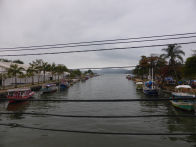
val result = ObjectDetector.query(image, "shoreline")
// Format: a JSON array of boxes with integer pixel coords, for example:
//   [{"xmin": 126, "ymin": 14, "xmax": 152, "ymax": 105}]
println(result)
[{"xmin": 0, "ymin": 77, "xmax": 91, "ymax": 98}]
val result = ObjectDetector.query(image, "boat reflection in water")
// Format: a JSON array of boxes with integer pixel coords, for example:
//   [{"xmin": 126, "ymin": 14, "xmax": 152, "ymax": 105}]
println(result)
[{"xmin": 6, "ymin": 101, "xmax": 30, "ymax": 119}]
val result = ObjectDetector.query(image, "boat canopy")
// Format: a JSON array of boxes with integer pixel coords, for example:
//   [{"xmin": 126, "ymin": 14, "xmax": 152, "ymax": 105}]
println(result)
[
  {"xmin": 7, "ymin": 88, "xmax": 30, "ymax": 92},
  {"xmin": 136, "ymin": 82, "xmax": 143, "ymax": 85},
  {"xmin": 44, "ymin": 83, "xmax": 56, "ymax": 86},
  {"xmin": 175, "ymin": 85, "xmax": 192, "ymax": 89}
]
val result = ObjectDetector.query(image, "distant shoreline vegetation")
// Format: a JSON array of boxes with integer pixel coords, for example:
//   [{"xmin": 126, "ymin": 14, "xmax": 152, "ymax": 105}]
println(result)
[{"xmin": 132, "ymin": 44, "xmax": 196, "ymax": 83}]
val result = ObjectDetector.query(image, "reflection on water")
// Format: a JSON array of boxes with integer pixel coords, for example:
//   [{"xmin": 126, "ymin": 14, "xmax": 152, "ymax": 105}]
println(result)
[
  {"xmin": 0, "ymin": 74, "xmax": 196, "ymax": 147},
  {"xmin": 7, "ymin": 101, "xmax": 30, "ymax": 112},
  {"xmin": 6, "ymin": 101, "xmax": 30, "ymax": 119}
]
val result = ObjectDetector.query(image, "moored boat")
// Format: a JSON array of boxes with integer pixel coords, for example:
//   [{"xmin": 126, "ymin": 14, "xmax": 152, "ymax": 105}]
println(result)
[
  {"xmin": 170, "ymin": 85, "xmax": 196, "ymax": 111},
  {"xmin": 41, "ymin": 84, "xmax": 57, "ymax": 94},
  {"xmin": 143, "ymin": 81, "xmax": 159, "ymax": 95},
  {"xmin": 136, "ymin": 82, "xmax": 143, "ymax": 90},
  {"xmin": 60, "ymin": 80, "xmax": 70, "ymax": 90},
  {"xmin": 7, "ymin": 88, "xmax": 35, "ymax": 103},
  {"xmin": 126, "ymin": 75, "xmax": 132, "ymax": 80}
]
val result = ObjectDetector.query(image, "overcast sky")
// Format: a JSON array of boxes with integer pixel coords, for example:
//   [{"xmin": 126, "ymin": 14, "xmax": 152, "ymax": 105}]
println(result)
[{"xmin": 0, "ymin": 0, "xmax": 196, "ymax": 69}]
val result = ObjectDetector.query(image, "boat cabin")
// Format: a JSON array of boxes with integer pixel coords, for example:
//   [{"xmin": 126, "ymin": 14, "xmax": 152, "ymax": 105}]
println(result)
[
  {"xmin": 7, "ymin": 88, "xmax": 32, "ymax": 98},
  {"xmin": 175, "ymin": 85, "xmax": 194, "ymax": 93},
  {"xmin": 172, "ymin": 85, "xmax": 195, "ymax": 98},
  {"xmin": 43, "ymin": 84, "xmax": 56, "ymax": 89}
]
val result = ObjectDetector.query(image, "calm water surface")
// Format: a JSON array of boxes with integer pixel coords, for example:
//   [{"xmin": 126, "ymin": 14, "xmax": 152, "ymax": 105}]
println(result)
[{"xmin": 0, "ymin": 74, "xmax": 196, "ymax": 147}]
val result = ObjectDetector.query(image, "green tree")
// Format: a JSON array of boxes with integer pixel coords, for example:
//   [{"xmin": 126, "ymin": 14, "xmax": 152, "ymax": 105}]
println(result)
[
  {"xmin": 55, "ymin": 64, "xmax": 68, "ymax": 81},
  {"xmin": 49, "ymin": 63, "xmax": 56, "ymax": 80},
  {"xmin": 69, "ymin": 69, "xmax": 81, "ymax": 78},
  {"xmin": 32, "ymin": 59, "xmax": 42, "ymax": 83},
  {"xmin": 184, "ymin": 56, "xmax": 196, "ymax": 79},
  {"xmin": 0, "ymin": 72, "xmax": 8, "ymax": 89},
  {"xmin": 41, "ymin": 61, "xmax": 50, "ymax": 82},
  {"xmin": 161, "ymin": 44, "xmax": 185, "ymax": 65},
  {"xmin": 13, "ymin": 59, "xmax": 24, "ymax": 64},
  {"xmin": 8, "ymin": 64, "xmax": 24, "ymax": 87},
  {"xmin": 27, "ymin": 64, "xmax": 37, "ymax": 85},
  {"xmin": 160, "ymin": 44, "xmax": 185, "ymax": 80}
]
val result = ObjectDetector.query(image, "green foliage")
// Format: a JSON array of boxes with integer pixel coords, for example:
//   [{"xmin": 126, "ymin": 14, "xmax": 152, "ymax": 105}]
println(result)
[
  {"xmin": 160, "ymin": 44, "xmax": 185, "ymax": 65},
  {"xmin": 55, "ymin": 64, "xmax": 68, "ymax": 80},
  {"xmin": 13, "ymin": 59, "xmax": 24, "ymax": 64},
  {"xmin": 84, "ymin": 69, "xmax": 94, "ymax": 75},
  {"xmin": 0, "ymin": 58, "xmax": 24, "ymax": 64},
  {"xmin": 133, "ymin": 55, "xmax": 167, "ymax": 79},
  {"xmin": 0, "ymin": 58, "xmax": 12, "ymax": 62},
  {"xmin": 69, "ymin": 69, "xmax": 81, "ymax": 78},
  {"xmin": 184, "ymin": 56, "xmax": 196, "ymax": 79},
  {"xmin": 8, "ymin": 64, "xmax": 25, "ymax": 87}
]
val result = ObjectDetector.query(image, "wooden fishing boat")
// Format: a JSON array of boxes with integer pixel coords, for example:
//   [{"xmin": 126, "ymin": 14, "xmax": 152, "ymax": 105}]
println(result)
[
  {"xmin": 170, "ymin": 85, "xmax": 196, "ymax": 111},
  {"xmin": 136, "ymin": 82, "xmax": 143, "ymax": 90},
  {"xmin": 41, "ymin": 84, "xmax": 57, "ymax": 94},
  {"xmin": 7, "ymin": 88, "xmax": 35, "ymax": 103}
]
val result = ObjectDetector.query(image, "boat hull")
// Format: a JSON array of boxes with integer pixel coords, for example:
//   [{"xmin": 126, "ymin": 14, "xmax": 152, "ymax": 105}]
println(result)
[
  {"xmin": 143, "ymin": 89, "xmax": 158, "ymax": 95},
  {"xmin": 42, "ymin": 87, "xmax": 57, "ymax": 94},
  {"xmin": 7, "ymin": 92, "xmax": 35, "ymax": 103},
  {"xmin": 170, "ymin": 100, "xmax": 194, "ymax": 111},
  {"xmin": 60, "ymin": 84, "xmax": 69, "ymax": 90}
]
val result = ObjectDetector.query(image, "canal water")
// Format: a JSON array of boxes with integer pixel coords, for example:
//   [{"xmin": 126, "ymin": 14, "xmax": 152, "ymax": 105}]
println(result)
[{"xmin": 0, "ymin": 74, "xmax": 196, "ymax": 147}]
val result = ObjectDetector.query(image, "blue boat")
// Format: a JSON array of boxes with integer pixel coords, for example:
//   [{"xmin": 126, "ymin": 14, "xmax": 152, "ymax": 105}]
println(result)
[
  {"xmin": 143, "ymin": 66, "xmax": 159, "ymax": 96},
  {"xmin": 41, "ymin": 84, "xmax": 57, "ymax": 94},
  {"xmin": 60, "ymin": 82, "xmax": 69, "ymax": 90},
  {"xmin": 143, "ymin": 81, "xmax": 159, "ymax": 96}
]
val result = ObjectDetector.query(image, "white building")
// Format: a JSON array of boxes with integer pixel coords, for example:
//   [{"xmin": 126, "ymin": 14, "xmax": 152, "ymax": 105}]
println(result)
[
  {"xmin": 0, "ymin": 61, "xmax": 70, "ymax": 86},
  {"xmin": 0, "ymin": 61, "xmax": 29, "ymax": 73}
]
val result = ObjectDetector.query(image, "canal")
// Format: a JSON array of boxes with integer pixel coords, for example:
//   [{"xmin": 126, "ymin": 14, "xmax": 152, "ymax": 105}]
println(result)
[{"xmin": 0, "ymin": 74, "xmax": 196, "ymax": 147}]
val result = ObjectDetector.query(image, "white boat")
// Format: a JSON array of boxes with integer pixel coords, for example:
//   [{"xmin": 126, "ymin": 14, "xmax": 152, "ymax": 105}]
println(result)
[
  {"xmin": 170, "ymin": 85, "xmax": 196, "ymax": 111},
  {"xmin": 136, "ymin": 82, "xmax": 143, "ymax": 90}
]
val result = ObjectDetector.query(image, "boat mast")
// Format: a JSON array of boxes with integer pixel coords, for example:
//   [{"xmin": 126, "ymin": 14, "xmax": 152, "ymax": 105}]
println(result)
[{"xmin": 152, "ymin": 67, "xmax": 154, "ymax": 89}]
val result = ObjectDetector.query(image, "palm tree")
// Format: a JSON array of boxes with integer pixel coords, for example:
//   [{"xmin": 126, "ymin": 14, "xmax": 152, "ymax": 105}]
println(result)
[
  {"xmin": 41, "ymin": 61, "xmax": 50, "ymax": 82},
  {"xmin": 27, "ymin": 64, "xmax": 37, "ymax": 85},
  {"xmin": 32, "ymin": 59, "xmax": 42, "ymax": 83},
  {"xmin": 49, "ymin": 63, "xmax": 56, "ymax": 81},
  {"xmin": 0, "ymin": 72, "xmax": 8, "ymax": 89},
  {"xmin": 160, "ymin": 44, "xmax": 185, "ymax": 79},
  {"xmin": 161, "ymin": 44, "xmax": 185, "ymax": 66},
  {"xmin": 8, "ymin": 64, "xmax": 24, "ymax": 87},
  {"xmin": 55, "ymin": 64, "xmax": 68, "ymax": 81}
]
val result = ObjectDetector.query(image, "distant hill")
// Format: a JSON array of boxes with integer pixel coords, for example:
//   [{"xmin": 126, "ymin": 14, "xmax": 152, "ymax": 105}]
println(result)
[{"xmin": 93, "ymin": 69, "xmax": 133, "ymax": 74}]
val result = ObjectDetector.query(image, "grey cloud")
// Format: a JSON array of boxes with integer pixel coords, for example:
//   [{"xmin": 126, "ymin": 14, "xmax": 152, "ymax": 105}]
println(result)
[{"xmin": 0, "ymin": 0, "xmax": 196, "ymax": 68}]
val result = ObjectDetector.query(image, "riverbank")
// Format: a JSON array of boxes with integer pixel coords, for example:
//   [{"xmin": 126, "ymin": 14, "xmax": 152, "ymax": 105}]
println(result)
[
  {"xmin": 132, "ymin": 77, "xmax": 196, "ymax": 94},
  {"xmin": 0, "ymin": 76, "xmax": 95, "ymax": 98}
]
